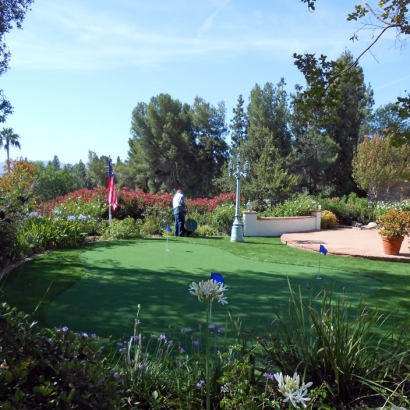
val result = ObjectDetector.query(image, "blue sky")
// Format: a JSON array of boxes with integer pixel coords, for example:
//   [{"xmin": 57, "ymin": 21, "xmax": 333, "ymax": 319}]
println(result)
[{"xmin": 2, "ymin": 0, "xmax": 409, "ymax": 165}]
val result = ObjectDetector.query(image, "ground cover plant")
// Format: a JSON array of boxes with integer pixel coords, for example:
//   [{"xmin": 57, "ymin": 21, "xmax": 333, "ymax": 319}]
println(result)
[
  {"xmin": 2, "ymin": 238, "xmax": 410, "ymax": 408},
  {"xmin": 2, "ymin": 238, "xmax": 409, "ymax": 409}
]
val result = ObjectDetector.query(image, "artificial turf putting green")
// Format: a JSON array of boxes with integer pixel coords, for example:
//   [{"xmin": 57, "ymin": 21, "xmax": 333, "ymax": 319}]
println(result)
[{"xmin": 45, "ymin": 239, "xmax": 382, "ymax": 340}]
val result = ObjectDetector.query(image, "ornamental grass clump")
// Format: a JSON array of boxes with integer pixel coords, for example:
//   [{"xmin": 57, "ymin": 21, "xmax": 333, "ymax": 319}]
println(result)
[
  {"xmin": 376, "ymin": 209, "xmax": 410, "ymax": 238},
  {"xmin": 258, "ymin": 279, "xmax": 410, "ymax": 408}
]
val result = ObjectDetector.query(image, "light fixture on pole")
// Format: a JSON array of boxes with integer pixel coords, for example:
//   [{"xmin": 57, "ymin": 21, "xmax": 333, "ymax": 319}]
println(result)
[{"xmin": 228, "ymin": 153, "xmax": 249, "ymax": 242}]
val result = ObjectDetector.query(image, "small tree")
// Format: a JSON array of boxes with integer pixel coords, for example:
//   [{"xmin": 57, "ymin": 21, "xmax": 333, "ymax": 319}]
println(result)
[{"xmin": 352, "ymin": 135, "xmax": 410, "ymax": 200}]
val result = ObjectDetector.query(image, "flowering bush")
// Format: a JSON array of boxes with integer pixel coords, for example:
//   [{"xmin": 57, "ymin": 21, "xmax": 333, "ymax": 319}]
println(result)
[
  {"xmin": 0, "ymin": 303, "xmax": 120, "ymax": 409},
  {"xmin": 17, "ymin": 212, "xmax": 89, "ymax": 254},
  {"xmin": 376, "ymin": 209, "xmax": 410, "ymax": 238},
  {"xmin": 321, "ymin": 210, "xmax": 338, "ymax": 229}
]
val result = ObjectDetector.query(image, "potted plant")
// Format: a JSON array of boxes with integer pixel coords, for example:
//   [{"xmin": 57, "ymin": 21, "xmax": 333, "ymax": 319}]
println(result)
[{"xmin": 376, "ymin": 209, "xmax": 410, "ymax": 255}]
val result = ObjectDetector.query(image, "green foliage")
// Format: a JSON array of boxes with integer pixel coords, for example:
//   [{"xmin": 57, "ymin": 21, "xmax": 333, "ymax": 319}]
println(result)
[
  {"xmin": 0, "ymin": 128, "xmax": 21, "ymax": 162},
  {"xmin": 0, "ymin": 303, "xmax": 120, "ymax": 409},
  {"xmin": 321, "ymin": 210, "xmax": 338, "ymax": 229},
  {"xmin": 17, "ymin": 213, "xmax": 88, "ymax": 254},
  {"xmin": 100, "ymin": 217, "xmax": 142, "ymax": 241},
  {"xmin": 141, "ymin": 216, "xmax": 161, "ymax": 236},
  {"xmin": 376, "ymin": 209, "xmax": 410, "ymax": 238},
  {"xmin": 256, "ymin": 280, "xmax": 410, "ymax": 407},
  {"xmin": 87, "ymin": 150, "xmax": 109, "ymax": 188},
  {"xmin": 206, "ymin": 205, "xmax": 235, "ymax": 235},
  {"xmin": 352, "ymin": 135, "xmax": 410, "ymax": 200},
  {"xmin": 128, "ymin": 93, "xmax": 229, "ymax": 197},
  {"xmin": 0, "ymin": 219, "xmax": 20, "ymax": 267},
  {"xmin": 229, "ymin": 94, "xmax": 248, "ymax": 151},
  {"xmin": 194, "ymin": 225, "xmax": 216, "ymax": 236},
  {"xmin": 261, "ymin": 194, "xmax": 316, "ymax": 217}
]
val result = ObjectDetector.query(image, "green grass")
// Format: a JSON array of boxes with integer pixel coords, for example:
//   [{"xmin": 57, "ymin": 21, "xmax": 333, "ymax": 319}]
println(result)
[{"xmin": 1, "ymin": 237, "xmax": 409, "ymax": 341}]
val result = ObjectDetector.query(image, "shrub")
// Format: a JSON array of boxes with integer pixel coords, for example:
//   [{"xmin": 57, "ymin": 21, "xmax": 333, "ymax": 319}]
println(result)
[
  {"xmin": 140, "ymin": 216, "xmax": 160, "ymax": 236},
  {"xmin": 321, "ymin": 210, "xmax": 338, "ymax": 229},
  {"xmin": 100, "ymin": 217, "xmax": 143, "ymax": 241},
  {"xmin": 0, "ymin": 303, "xmax": 120, "ymax": 409},
  {"xmin": 17, "ymin": 213, "xmax": 88, "ymax": 253},
  {"xmin": 207, "ymin": 205, "xmax": 235, "ymax": 235},
  {"xmin": 376, "ymin": 209, "xmax": 410, "ymax": 238},
  {"xmin": 194, "ymin": 225, "xmax": 216, "ymax": 236},
  {"xmin": 246, "ymin": 281, "xmax": 410, "ymax": 408}
]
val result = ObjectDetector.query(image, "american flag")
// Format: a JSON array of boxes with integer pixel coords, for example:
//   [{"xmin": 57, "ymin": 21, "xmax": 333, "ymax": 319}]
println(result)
[{"xmin": 108, "ymin": 157, "xmax": 119, "ymax": 211}]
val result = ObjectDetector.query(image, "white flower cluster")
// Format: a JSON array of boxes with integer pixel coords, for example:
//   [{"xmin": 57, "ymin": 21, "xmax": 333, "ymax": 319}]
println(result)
[
  {"xmin": 189, "ymin": 279, "xmax": 228, "ymax": 305},
  {"xmin": 274, "ymin": 372, "xmax": 312, "ymax": 408}
]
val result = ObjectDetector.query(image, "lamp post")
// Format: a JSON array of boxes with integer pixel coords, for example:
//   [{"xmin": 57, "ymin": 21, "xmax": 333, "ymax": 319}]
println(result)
[{"xmin": 228, "ymin": 153, "xmax": 250, "ymax": 242}]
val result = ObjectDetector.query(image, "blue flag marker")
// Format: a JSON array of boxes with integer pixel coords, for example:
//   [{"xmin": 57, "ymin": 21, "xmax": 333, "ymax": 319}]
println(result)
[
  {"xmin": 166, "ymin": 225, "xmax": 172, "ymax": 232},
  {"xmin": 319, "ymin": 244, "xmax": 328, "ymax": 255},
  {"xmin": 211, "ymin": 272, "xmax": 225, "ymax": 285}
]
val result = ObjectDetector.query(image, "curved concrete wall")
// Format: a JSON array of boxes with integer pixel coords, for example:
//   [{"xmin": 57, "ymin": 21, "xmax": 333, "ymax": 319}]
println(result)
[{"xmin": 243, "ymin": 211, "xmax": 322, "ymax": 237}]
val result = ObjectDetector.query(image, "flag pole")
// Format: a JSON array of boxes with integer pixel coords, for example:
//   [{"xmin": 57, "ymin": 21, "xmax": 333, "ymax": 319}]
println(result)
[
  {"xmin": 166, "ymin": 228, "xmax": 169, "ymax": 252},
  {"xmin": 109, "ymin": 205, "xmax": 112, "ymax": 225},
  {"xmin": 317, "ymin": 248, "xmax": 322, "ymax": 280}
]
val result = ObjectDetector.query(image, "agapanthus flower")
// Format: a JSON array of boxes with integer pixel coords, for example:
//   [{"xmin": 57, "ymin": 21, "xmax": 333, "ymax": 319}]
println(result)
[
  {"xmin": 273, "ymin": 372, "xmax": 312, "ymax": 408},
  {"xmin": 28, "ymin": 211, "xmax": 39, "ymax": 217},
  {"xmin": 188, "ymin": 279, "xmax": 228, "ymax": 304},
  {"xmin": 67, "ymin": 215, "xmax": 76, "ymax": 221},
  {"xmin": 78, "ymin": 214, "xmax": 87, "ymax": 221}
]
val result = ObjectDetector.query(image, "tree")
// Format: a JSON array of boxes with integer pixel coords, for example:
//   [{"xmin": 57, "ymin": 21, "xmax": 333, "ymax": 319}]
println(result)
[
  {"xmin": 71, "ymin": 159, "xmax": 92, "ymax": 190},
  {"xmin": 297, "ymin": 0, "xmax": 410, "ymax": 141},
  {"xmin": 190, "ymin": 97, "xmax": 229, "ymax": 197},
  {"xmin": 51, "ymin": 155, "xmax": 61, "ymax": 171},
  {"xmin": 229, "ymin": 94, "xmax": 248, "ymax": 151},
  {"xmin": 0, "ymin": 127, "xmax": 21, "ymax": 170},
  {"xmin": 128, "ymin": 93, "xmax": 229, "ymax": 197},
  {"xmin": 87, "ymin": 151, "xmax": 109, "ymax": 187},
  {"xmin": 0, "ymin": 0, "xmax": 34, "ymax": 123},
  {"xmin": 33, "ymin": 162, "xmax": 77, "ymax": 202},
  {"xmin": 362, "ymin": 103, "xmax": 410, "ymax": 143},
  {"xmin": 324, "ymin": 52, "xmax": 374, "ymax": 195},
  {"xmin": 291, "ymin": 51, "xmax": 373, "ymax": 196},
  {"xmin": 246, "ymin": 79, "xmax": 292, "ymax": 160},
  {"xmin": 242, "ymin": 133, "xmax": 299, "ymax": 208},
  {"xmin": 0, "ymin": 159, "xmax": 37, "ymax": 210},
  {"xmin": 352, "ymin": 134, "xmax": 410, "ymax": 200}
]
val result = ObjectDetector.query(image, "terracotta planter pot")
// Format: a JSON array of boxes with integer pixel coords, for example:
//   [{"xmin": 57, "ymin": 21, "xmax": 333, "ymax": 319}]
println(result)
[{"xmin": 381, "ymin": 235, "xmax": 404, "ymax": 255}]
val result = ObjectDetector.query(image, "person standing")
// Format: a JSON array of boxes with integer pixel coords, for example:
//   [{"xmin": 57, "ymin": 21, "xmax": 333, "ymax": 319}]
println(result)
[{"xmin": 173, "ymin": 189, "xmax": 187, "ymax": 236}]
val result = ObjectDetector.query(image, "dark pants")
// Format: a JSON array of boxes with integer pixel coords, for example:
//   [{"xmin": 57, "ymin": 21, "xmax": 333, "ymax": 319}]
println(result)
[{"xmin": 174, "ymin": 212, "xmax": 186, "ymax": 236}]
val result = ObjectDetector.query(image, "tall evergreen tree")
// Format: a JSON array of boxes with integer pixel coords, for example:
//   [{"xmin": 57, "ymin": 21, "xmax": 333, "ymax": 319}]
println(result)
[
  {"xmin": 246, "ymin": 79, "xmax": 292, "ymax": 160},
  {"xmin": 190, "ymin": 97, "xmax": 229, "ymax": 197},
  {"xmin": 229, "ymin": 94, "xmax": 248, "ymax": 151},
  {"xmin": 325, "ymin": 51, "xmax": 374, "ymax": 195},
  {"xmin": 291, "ymin": 51, "xmax": 373, "ymax": 196},
  {"xmin": 128, "ymin": 94, "xmax": 229, "ymax": 197}
]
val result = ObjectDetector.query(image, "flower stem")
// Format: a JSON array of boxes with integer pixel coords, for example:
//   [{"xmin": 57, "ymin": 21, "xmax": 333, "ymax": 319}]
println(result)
[{"xmin": 206, "ymin": 299, "xmax": 210, "ymax": 410}]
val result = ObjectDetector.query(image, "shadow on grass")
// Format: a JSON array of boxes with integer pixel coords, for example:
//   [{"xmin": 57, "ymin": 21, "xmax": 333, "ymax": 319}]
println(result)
[{"xmin": 2, "ymin": 238, "xmax": 410, "ymax": 342}]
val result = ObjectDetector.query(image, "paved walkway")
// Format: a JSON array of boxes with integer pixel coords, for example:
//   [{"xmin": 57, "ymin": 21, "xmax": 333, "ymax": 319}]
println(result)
[{"xmin": 281, "ymin": 227, "xmax": 410, "ymax": 261}]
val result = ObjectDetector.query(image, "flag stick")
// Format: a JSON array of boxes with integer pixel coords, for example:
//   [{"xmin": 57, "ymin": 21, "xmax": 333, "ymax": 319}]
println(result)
[
  {"xmin": 317, "ymin": 250, "xmax": 322, "ymax": 280},
  {"xmin": 108, "ymin": 206, "xmax": 112, "ymax": 225},
  {"xmin": 166, "ymin": 229, "xmax": 169, "ymax": 252}
]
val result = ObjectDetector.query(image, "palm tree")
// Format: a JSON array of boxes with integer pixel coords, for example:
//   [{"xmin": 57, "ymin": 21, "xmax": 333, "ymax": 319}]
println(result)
[{"xmin": 0, "ymin": 128, "xmax": 21, "ymax": 171}]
